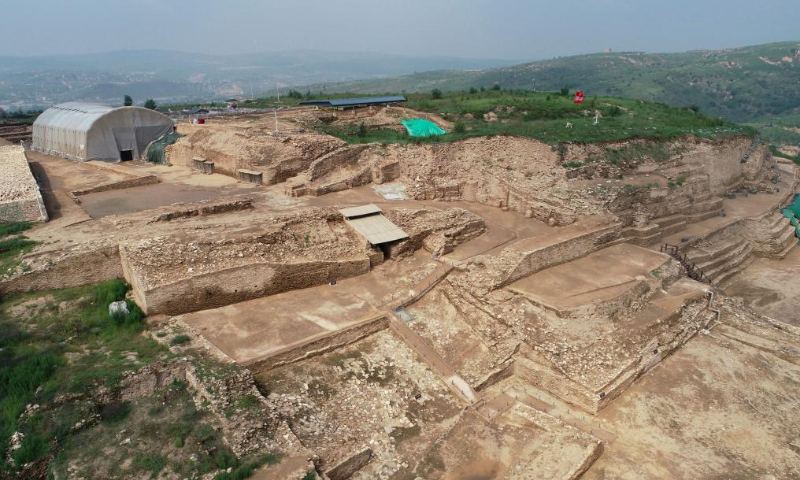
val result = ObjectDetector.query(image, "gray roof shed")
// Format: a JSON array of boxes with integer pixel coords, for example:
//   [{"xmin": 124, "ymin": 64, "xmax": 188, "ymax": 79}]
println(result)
[
  {"xmin": 32, "ymin": 102, "xmax": 174, "ymax": 161},
  {"xmin": 339, "ymin": 204, "xmax": 408, "ymax": 245}
]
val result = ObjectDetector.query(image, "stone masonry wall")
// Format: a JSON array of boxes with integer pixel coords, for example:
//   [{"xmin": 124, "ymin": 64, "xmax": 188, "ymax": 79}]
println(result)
[
  {"xmin": 0, "ymin": 145, "xmax": 48, "ymax": 223},
  {"xmin": 0, "ymin": 244, "xmax": 122, "ymax": 295},
  {"xmin": 121, "ymin": 249, "xmax": 372, "ymax": 315}
]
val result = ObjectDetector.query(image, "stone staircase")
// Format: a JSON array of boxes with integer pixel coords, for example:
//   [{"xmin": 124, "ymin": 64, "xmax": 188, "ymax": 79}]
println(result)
[
  {"xmin": 688, "ymin": 239, "xmax": 753, "ymax": 287},
  {"xmin": 761, "ymin": 212, "xmax": 798, "ymax": 259},
  {"xmin": 620, "ymin": 197, "xmax": 724, "ymax": 247},
  {"xmin": 619, "ymin": 159, "xmax": 725, "ymax": 246}
]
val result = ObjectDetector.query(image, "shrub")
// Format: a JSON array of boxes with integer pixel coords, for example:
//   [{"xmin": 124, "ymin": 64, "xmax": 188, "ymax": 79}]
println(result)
[
  {"xmin": 11, "ymin": 433, "xmax": 48, "ymax": 466},
  {"xmin": 559, "ymin": 86, "xmax": 570, "ymax": 96},
  {"xmin": 468, "ymin": 87, "xmax": 477, "ymax": 94},
  {"xmin": 100, "ymin": 401, "xmax": 132, "ymax": 424},
  {"xmin": 357, "ymin": 123, "xmax": 367, "ymax": 137},
  {"xmin": 174, "ymin": 436, "xmax": 184, "ymax": 448},
  {"xmin": 144, "ymin": 99, "xmax": 157, "ymax": 110},
  {"xmin": 124, "ymin": 95, "xmax": 133, "ymax": 107},
  {"xmin": 491, "ymin": 84, "xmax": 501, "ymax": 91},
  {"xmin": 453, "ymin": 121, "xmax": 466, "ymax": 134},
  {"xmin": 562, "ymin": 161, "xmax": 584, "ymax": 168},
  {"xmin": 133, "ymin": 454, "xmax": 167, "ymax": 477},
  {"xmin": 431, "ymin": 89, "xmax": 443, "ymax": 100},
  {"xmin": 170, "ymin": 335, "xmax": 191, "ymax": 346},
  {"xmin": 214, "ymin": 453, "xmax": 281, "ymax": 480}
]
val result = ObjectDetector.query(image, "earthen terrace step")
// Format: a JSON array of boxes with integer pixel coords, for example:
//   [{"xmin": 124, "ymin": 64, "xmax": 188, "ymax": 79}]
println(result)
[
  {"xmin": 716, "ymin": 255, "xmax": 755, "ymax": 288},
  {"xmin": 688, "ymin": 239, "xmax": 742, "ymax": 266},
  {"xmin": 696, "ymin": 240, "xmax": 749, "ymax": 273},
  {"xmin": 705, "ymin": 243, "xmax": 753, "ymax": 282}
]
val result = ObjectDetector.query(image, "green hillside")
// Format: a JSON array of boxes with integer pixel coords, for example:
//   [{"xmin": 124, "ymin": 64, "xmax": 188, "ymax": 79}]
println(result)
[
  {"xmin": 316, "ymin": 89, "xmax": 753, "ymax": 146},
  {"xmin": 322, "ymin": 42, "xmax": 800, "ymax": 144}
]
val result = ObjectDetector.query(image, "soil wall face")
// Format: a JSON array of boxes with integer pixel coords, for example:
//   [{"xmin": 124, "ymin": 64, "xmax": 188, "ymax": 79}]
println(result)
[
  {"xmin": 682, "ymin": 138, "xmax": 750, "ymax": 195},
  {"xmin": 121, "ymin": 252, "xmax": 372, "ymax": 316},
  {"xmin": 168, "ymin": 124, "xmax": 343, "ymax": 185},
  {"xmin": 0, "ymin": 244, "xmax": 123, "ymax": 295},
  {"xmin": 500, "ymin": 223, "xmax": 621, "ymax": 287}
]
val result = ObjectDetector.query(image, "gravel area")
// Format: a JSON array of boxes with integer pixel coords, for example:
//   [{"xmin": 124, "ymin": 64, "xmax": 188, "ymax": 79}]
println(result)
[{"xmin": 0, "ymin": 145, "xmax": 39, "ymax": 204}]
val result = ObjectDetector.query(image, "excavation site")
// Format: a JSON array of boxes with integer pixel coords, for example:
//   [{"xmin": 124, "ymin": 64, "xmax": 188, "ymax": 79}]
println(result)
[{"xmin": 3, "ymin": 92, "xmax": 800, "ymax": 480}]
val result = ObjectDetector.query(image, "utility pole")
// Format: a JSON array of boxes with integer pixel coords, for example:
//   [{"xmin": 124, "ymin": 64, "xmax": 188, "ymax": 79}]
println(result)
[
  {"xmin": 274, "ymin": 108, "xmax": 279, "ymax": 134},
  {"xmin": 276, "ymin": 82, "xmax": 280, "ymax": 103}
]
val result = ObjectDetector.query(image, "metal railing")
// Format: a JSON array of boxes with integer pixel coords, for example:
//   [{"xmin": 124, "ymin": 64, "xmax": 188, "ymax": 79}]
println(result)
[{"xmin": 660, "ymin": 243, "xmax": 712, "ymax": 284}]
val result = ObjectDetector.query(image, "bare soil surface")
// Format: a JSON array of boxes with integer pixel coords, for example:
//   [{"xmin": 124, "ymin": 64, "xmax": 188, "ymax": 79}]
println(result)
[
  {"xmin": 584, "ymin": 328, "xmax": 800, "ymax": 480},
  {"xmin": 726, "ymin": 245, "xmax": 800, "ymax": 325},
  {"xmin": 181, "ymin": 252, "xmax": 437, "ymax": 364},
  {"xmin": 508, "ymin": 243, "xmax": 669, "ymax": 309},
  {"xmin": 79, "ymin": 181, "xmax": 255, "ymax": 218}
]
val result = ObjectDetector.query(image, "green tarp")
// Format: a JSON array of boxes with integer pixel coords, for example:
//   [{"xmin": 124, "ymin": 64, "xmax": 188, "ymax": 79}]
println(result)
[
  {"xmin": 781, "ymin": 194, "xmax": 800, "ymax": 242},
  {"xmin": 145, "ymin": 132, "xmax": 183, "ymax": 164},
  {"xmin": 402, "ymin": 119, "xmax": 447, "ymax": 137}
]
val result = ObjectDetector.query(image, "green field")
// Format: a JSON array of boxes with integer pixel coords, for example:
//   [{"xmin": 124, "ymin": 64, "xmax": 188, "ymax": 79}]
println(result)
[
  {"xmin": 315, "ymin": 89, "xmax": 753, "ymax": 145},
  {"xmin": 0, "ymin": 276, "xmax": 277, "ymax": 478},
  {"xmin": 314, "ymin": 42, "xmax": 800, "ymax": 144}
]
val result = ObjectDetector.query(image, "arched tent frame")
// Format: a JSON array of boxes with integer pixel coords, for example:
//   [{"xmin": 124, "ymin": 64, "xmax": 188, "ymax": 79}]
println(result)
[{"xmin": 32, "ymin": 103, "xmax": 174, "ymax": 161}]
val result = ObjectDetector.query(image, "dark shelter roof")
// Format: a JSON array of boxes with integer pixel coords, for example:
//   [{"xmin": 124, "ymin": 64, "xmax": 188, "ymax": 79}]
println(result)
[{"xmin": 299, "ymin": 96, "xmax": 407, "ymax": 108}]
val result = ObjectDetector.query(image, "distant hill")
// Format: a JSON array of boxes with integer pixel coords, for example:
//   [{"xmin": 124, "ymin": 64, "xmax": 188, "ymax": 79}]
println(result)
[
  {"xmin": 322, "ymin": 42, "xmax": 800, "ymax": 144},
  {"xmin": 0, "ymin": 49, "xmax": 518, "ymax": 109}
]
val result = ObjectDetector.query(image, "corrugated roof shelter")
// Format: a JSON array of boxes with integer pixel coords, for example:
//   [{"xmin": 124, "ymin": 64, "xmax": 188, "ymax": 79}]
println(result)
[
  {"xmin": 340, "ymin": 204, "xmax": 408, "ymax": 245},
  {"xmin": 299, "ymin": 96, "xmax": 406, "ymax": 108},
  {"xmin": 32, "ymin": 102, "xmax": 174, "ymax": 161}
]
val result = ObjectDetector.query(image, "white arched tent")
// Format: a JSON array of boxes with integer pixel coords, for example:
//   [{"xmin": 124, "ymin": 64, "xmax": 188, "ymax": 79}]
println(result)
[{"xmin": 32, "ymin": 102, "xmax": 174, "ymax": 161}]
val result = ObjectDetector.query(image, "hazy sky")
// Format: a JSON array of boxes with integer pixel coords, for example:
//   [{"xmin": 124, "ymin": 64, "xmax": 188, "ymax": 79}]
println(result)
[{"xmin": 4, "ymin": 0, "xmax": 799, "ymax": 59}]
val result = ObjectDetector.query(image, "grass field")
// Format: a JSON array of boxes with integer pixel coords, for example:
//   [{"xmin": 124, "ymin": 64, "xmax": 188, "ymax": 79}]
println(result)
[
  {"xmin": 0, "ymin": 222, "xmax": 37, "ymax": 277},
  {"xmin": 0, "ymin": 279, "xmax": 157, "ymax": 472},
  {"xmin": 0, "ymin": 277, "xmax": 281, "ymax": 479},
  {"xmin": 315, "ymin": 89, "xmax": 754, "ymax": 145}
]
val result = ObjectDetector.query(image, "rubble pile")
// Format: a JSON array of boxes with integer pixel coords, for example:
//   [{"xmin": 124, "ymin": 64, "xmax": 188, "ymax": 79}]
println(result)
[{"xmin": 0, "ymin": 145, "xmax": 38, "ymax": 203}]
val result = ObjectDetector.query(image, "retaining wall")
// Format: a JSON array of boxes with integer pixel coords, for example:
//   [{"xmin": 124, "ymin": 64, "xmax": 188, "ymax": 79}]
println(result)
[
  {"xmin": 121, "ymin": 249, "xmax": 372, "ymax": 316},
  {"xmin": 245, "ymin": 314, "xmax": 389, "ymax": 375},
  {"xmin": 499, "ymin": 221, "xmax": 621, "ymax": 288},
  {"xmin": 69, "ymin": 175, "xmax": 159, "ymax": 203},
  {"xmin": 0, "ymin": 244, "xmax": 122, "ymax": 295}
]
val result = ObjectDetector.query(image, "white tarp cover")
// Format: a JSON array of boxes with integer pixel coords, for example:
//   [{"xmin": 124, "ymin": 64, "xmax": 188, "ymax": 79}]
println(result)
[{"xmin": 32, "ymin": 102, "xmax": 174, "ymax": 161}]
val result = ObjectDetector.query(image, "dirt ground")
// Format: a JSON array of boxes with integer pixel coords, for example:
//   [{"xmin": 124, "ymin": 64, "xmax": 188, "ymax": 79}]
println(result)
[
  {"xmin": 507, "ymin": 243, "xmax": 669, "ymax": 310},
  {"xmin": 181, "ymin": 252, "xmax": 437, "ymax": 364},
  {"xmin": 79, "ymin": 181, "xmax": 255, "ymax": 218},
  {"xmin": 726, "ymin": 245, "xmax": 800, "ymax": 326},
  {"xmin": 584, "ymin": 327, "xmax": 800, "ymax": 479}
]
